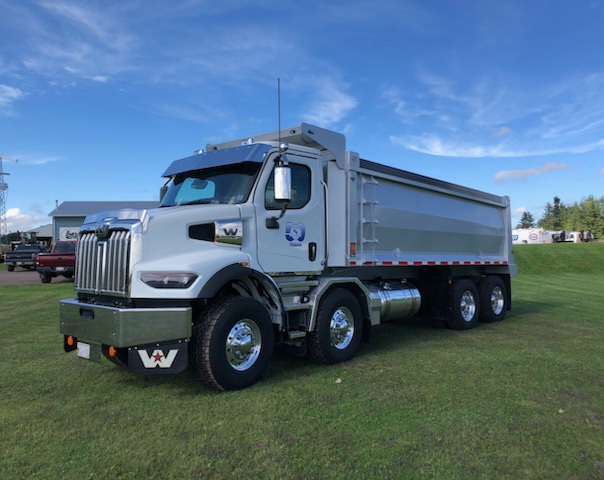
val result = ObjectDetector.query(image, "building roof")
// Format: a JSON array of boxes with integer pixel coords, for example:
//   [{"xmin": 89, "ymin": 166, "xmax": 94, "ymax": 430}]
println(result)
[
  {"xmin": 48, "ymin": 201, "xmax": 159, "ymax": 217},
  {"xmin": 26, "ymin": 223, "xmax": 53, "ymax": 237}
]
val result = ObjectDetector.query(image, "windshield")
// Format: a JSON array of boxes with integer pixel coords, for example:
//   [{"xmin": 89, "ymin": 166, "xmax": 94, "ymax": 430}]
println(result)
[
  {"xmin": 160, "ymin": 162, "xmax": 262, "ymax": 207},
  {"xmin": 54, "ymin": 242, "xmax": 76, "ymax": 253}
]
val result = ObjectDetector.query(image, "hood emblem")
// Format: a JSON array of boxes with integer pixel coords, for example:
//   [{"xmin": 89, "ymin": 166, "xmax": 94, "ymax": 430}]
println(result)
[{"xmin": 95, "ymin": 222, "xmax": 111, "ymax": 240}]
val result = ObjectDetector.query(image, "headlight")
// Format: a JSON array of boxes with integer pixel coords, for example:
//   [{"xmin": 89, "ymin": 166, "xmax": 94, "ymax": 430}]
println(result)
[{"xmin": 141, "ymin": 272, "xmax": 198, "ymax": 289}]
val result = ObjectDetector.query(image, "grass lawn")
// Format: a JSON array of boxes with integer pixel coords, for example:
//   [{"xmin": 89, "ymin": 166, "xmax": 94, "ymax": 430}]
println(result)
[{"xmin": 1, "ymin": 244, "xmax": 603, "ymax": 479}]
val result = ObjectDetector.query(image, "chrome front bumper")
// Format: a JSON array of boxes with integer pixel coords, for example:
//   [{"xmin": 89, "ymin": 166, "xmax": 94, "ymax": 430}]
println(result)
[{"xmin": 59, "ymin": 299, "xmax": 192, "ymax": 348}]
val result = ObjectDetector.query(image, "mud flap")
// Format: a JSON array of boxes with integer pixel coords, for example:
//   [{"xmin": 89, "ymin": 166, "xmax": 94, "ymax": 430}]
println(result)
[{"xmin": 128, "ymin": 339, "xmax": 189, "ymax": 374}]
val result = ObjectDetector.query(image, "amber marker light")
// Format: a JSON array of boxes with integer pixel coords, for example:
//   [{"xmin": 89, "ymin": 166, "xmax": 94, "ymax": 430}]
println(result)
[
  {"xmin": 108, "ymin": 346, "xmax": 117, "ymax": 358},
  {"xmin": 67, "ymin": 336, "xmax": 75, "ymax": 347}
]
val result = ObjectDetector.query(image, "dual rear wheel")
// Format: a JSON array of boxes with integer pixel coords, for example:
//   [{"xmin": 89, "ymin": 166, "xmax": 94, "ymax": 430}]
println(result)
[{"xmin": 447, "ymin": 276, "xmax": 508, "ymax": 330}]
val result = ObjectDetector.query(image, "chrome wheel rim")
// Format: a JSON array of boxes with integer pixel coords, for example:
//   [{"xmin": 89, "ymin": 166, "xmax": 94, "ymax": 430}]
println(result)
[
  {"xmin": 330, "ymin": 306, "xmax": 354, "ymax": 350},
  {"xmin": 490, "ymin": 286, "xmax": 505, "ymax": 315},
  {"xmin": 226, "ymin": 319, "xmax": 262, "ymax": 371},
  {"xmin": 460, "ymin": 290, "xmax": 477, "ymax": 322}
]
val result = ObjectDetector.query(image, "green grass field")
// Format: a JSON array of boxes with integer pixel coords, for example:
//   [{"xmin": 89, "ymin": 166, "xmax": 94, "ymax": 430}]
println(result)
[{"xmin": 1, "ymin": 244, "xmax": 603, "ymax": 479}]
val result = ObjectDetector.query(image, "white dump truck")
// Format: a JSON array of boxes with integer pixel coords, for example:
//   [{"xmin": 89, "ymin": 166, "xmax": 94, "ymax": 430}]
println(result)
[{"xmin": 60, "ymin": 123, "xmax": 516, "ymax": 390}]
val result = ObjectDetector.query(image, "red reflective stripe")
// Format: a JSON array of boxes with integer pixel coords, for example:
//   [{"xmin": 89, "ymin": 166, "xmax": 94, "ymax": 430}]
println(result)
[{"xmin": 349, "ymin": 259, "xmax": 509, "ymax": 266}]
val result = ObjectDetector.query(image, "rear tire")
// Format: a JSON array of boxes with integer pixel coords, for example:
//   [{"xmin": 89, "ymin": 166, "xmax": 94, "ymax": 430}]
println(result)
[
  {"xmin": 191, "ymin": 296, "xmax": 273, "ymax": 391},
  {"xmin": 7, "ymin": 265, "xmax": 14, "ymax": 272},
  {"xmin": 309, "ymin": 288, "xmax": 363, "ymax": 364},
  {"xmin": 40, "ymin": 273, "xmax": 52, "ymax": 283},
  {"xmin": 447, "ymin": 279, "xmax": 479, "ymax": 330},
  {"xmin": 479, "ymin": 276, "xmax": 507, "ymax": 323}
]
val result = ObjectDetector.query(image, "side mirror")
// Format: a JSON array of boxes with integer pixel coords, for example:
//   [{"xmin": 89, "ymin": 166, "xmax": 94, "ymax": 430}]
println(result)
[
  {"xmin": 159, "ymin": 185, "xmax": 168, "ymax": 202},
  {"xmin": 274, "ymin": 165, "xmax": 291, "ymax": 202}
]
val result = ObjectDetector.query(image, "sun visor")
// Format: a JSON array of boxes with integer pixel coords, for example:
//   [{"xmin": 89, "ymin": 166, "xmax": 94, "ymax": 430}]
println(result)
[{"xmin": 162, "ymin": 143, "xmax": 272, "ymax": 177}]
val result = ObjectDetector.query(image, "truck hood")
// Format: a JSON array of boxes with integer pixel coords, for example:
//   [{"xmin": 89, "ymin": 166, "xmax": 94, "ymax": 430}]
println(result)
[
  {"xmin": 81, "ymin": 204, "xmax": 242, "ymax": 234},
  {"xmin": 81, "ymin": 204, "xmax": 249, "ymax": 299}
]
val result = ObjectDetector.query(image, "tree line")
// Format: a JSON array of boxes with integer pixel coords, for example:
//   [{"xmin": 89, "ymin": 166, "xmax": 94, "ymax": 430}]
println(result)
[{"xmin": 516, "ymin": 195, "xmax": 604, "ymax": 239}]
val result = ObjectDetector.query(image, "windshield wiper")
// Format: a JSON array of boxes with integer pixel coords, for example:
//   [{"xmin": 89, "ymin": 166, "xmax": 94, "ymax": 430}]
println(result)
[{"xmin": 178, "ymin": 199, "xmax": 214, "ymax": 206}]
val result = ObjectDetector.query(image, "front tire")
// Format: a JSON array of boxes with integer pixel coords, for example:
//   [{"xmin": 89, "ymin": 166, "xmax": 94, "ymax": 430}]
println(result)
[
  {"xmin": 309, "ymin": 288, "xmax": 363, "ymax": 364},
  {"xmin": 447, "ymin": 279, "xmax": 479, "ymax": 330},
  {"xmin": 7, "ymin": 265, "xmax": 14, "ymax": 272},
  {"xmin": 191, "ymin": 296, "xmax": 273, "ymax": 391}
]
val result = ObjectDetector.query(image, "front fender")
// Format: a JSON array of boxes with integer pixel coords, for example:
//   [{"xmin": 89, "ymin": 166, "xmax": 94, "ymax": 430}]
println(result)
[{"xmin": 199, "ymin": 264, "xmax": 285, "ymax": 327}]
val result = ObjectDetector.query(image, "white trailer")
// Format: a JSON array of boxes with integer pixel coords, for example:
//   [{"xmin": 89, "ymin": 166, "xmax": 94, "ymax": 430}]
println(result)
[
  {"xmin": 60, "ymin": 123, "xmax": 516, "ymax": 390},
  {"xmin": 512, "ymin": 228, "xmax": 554, "ymax": 244}
]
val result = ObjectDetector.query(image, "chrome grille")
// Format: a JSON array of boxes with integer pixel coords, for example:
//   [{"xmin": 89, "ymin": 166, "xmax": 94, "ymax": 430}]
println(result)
[{"xmin": 75, "ymin": 230, "xmax": 131, "ymax": 295}]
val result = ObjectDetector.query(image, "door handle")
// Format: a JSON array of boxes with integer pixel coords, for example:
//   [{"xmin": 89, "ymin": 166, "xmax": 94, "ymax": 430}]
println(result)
[{"xmin": 309, "ymin": 242, "xmax": 317, "ymax": 262}]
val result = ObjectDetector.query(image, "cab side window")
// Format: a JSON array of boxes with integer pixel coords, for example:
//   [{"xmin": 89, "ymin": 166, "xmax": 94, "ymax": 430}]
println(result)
[{"xmin": 265, "ymin": 164, "xmax": 311, "ymax": 210}]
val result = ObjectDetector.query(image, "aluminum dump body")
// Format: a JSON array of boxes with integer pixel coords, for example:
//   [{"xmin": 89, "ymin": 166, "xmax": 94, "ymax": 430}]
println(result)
[{"xmin": 327, "ymin": 156, "xmax": 514, "ymax": 270}]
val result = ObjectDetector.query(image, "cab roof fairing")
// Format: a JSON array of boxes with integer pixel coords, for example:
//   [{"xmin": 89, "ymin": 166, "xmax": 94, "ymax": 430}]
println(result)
[{"xmin": 162, "ymin": 143, "xmax": 273, "ymax": 178}]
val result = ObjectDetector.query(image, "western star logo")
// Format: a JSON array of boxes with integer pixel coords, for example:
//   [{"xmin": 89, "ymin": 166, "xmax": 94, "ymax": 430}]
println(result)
[
  {"xmin": 95, "ymin": 222, "xmax": 110, "ymax": 240},
  {"xmin": 138, "ymin": 349, "xmax": 179, "ymax": 368}
]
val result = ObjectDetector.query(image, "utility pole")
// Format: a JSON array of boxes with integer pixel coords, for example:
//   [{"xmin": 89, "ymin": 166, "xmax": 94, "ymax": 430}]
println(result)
[{"xmin": 0, "ymin": 154, "xmax": 18, "ymax": 242}]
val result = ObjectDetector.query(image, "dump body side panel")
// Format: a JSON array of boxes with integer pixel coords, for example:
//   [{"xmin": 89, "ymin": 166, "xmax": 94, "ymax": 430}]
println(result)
[{"xmin": 327, "ymin": 156, "xmax": 514, "ymax": 269}]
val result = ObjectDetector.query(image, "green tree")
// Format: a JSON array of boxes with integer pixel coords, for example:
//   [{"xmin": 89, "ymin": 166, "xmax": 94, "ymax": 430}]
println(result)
[
  {"xmin": 548, "ymin": 195, "xmax": 604, "ymax": 239},
  {"xmin": 574, "ymin": 195, "xmax": 604, "ymax": 238},
  {"xmin": 516, "ymin": 211, "xmax": 536, "ymax": 229},
  {"xmin": 538, "ymin": 196, "xmax": 567, "ymax": 230}
]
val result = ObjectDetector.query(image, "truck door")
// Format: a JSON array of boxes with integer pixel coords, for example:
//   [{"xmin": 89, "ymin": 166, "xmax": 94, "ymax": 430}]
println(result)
[{"xmin": 255, "ymin": 153, "xmax": 326, "ymax": 274}]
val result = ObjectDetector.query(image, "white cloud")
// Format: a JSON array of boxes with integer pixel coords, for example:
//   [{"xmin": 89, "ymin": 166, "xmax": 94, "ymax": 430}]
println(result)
[
  {"xmin": 0, "ymin": 85, "xmax": 25, "ymax": 113},
  {"xmin": 6, "ymin": 208, "xmax": 49, "ymax": 233},
  {"xmin": 512, "ymin": 207, "xmax": 527, "ymax": 218},
  {"xmin": 494, "ymin": 162, "xmax": 567, "ymax": 183},
  {"xmin": 13, "ymin": 154, "xmax": 62, "ymax": 166},
  {"xmin": 301, "ymin": 79, "xmax": 357, "ymax": 127},
  {"xmin": 493, "ymin": 126, "xmax": 512, "ymax": 137},
  {"xmin": 7, "ymin": 1, "xmax": 140, "ymax": 82},
  {"xmin": 391, "ymin": 135, "xmax": 530, "ymax": 158},
  {"xmin": 389, "ymin": 71, "xmax": 604, "ymax": 159},
  {"xmin": 391, "ymin": 133, "xmax": 604, "ymax": 158}
]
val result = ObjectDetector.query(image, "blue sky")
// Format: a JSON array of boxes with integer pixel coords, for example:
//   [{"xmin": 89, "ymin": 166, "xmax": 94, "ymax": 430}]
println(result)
[{"xmin": 1, "ymin": 0, "xmax": 603, "ymax": 232}]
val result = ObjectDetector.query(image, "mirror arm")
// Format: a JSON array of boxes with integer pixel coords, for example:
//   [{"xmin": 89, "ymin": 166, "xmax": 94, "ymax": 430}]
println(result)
[{"xmin": 266, "ymin": 202, "xmax": 289, "ymax": 229}]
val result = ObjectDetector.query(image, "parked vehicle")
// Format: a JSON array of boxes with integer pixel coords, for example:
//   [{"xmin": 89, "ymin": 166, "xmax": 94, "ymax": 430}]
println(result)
[
  {"xmin": 4, "ymin": 243, "xmax": 48, "ymax": 271},
  {"xmin": 36, "ymin": 241, "xmax": 76, "ymax": 283},
  {"xmin": 60, "ymin": 123, "xmax": 516, "ymax": 390}
]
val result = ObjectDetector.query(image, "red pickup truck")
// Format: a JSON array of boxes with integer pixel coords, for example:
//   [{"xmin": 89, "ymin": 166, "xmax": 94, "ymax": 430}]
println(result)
[{"xmin": 36, "ymin": 241, "xmax": 76, "ymax": 283}]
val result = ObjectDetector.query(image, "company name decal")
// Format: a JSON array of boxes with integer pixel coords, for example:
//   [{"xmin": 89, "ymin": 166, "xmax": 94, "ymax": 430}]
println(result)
[{"xmin": 285, "ymin": 222, "xmax": 305, "ymax": 247}]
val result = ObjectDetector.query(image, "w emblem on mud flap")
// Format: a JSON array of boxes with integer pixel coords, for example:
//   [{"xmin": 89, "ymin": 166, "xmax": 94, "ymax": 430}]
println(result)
[
  {"xmin": 129, "ymin": 341, "xmax": 188, "ymax": 374},
  {"xmin": 137, "ymin": 349, "xmax": 179, "ymax": 368}
]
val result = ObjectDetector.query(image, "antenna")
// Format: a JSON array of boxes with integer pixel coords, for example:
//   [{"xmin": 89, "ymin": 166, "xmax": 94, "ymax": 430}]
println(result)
[
  {"xmin": 277, "ymin": 78, "xmax": 282, "ymax": 147},
  {"xmin": 0, "ymin": 154, "xmax": 18, "ymax": 241}
]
